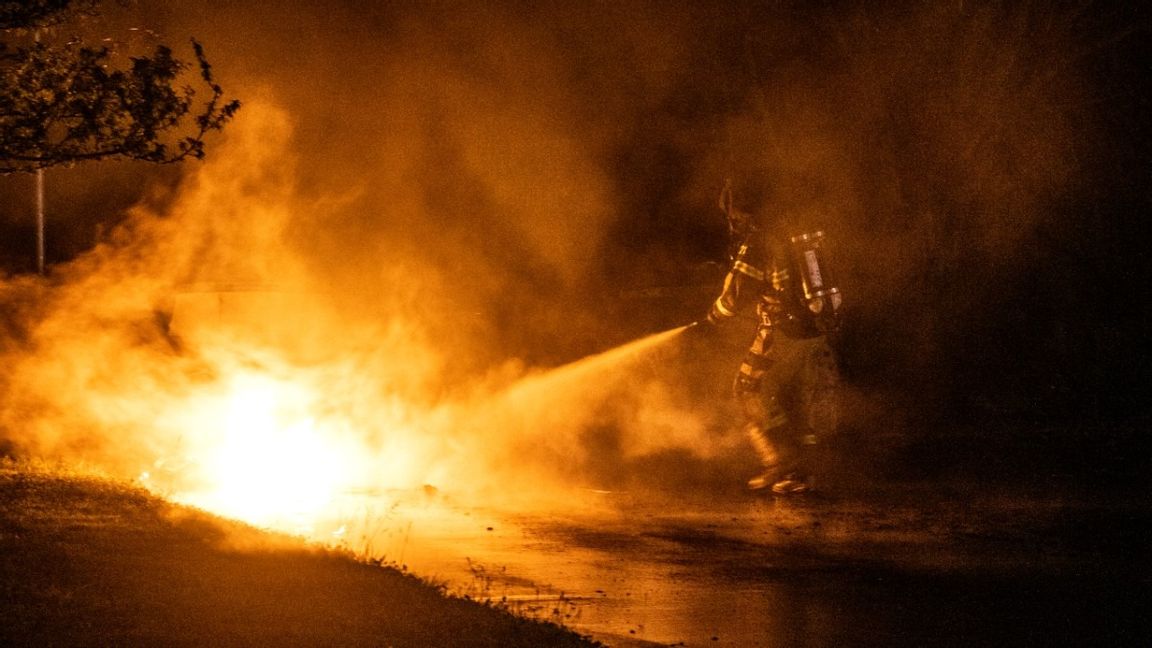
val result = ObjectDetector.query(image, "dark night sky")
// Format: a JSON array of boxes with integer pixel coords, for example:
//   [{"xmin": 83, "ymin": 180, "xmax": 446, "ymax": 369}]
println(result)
[{"xmin": 2, "ymin": 0, "xmax": 1150, "ymax": 425}]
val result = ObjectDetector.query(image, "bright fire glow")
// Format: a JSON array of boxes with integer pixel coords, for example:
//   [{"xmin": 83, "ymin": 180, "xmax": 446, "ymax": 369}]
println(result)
[{"xmin": 156, "ymin": 369, "xmax": 370, "ymax": 531}]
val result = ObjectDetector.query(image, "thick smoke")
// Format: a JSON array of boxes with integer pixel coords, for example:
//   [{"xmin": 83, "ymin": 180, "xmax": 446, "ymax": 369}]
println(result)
[
  {"xmin": 682, "ymin": 2, "xmax": 1117, "ymax": 423},
  {"xmin": 0, "ymin": 0, "xmax": 1139, "ymax": 517},
  {"xmin": 0, "ymin": 96, "xmax": 726, "ymax": 512}
]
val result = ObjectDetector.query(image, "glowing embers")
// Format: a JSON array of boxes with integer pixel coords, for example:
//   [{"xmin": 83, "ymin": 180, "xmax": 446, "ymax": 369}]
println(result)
[{"xmin": 164, "ymin": 369, "xmax": 362, "ymax": 531}]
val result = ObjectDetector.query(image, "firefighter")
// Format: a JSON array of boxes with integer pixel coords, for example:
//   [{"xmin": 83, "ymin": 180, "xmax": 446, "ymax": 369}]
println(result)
[{"xmin": 694, "ymin": 181, "xmax": 841, "ymax": 495}]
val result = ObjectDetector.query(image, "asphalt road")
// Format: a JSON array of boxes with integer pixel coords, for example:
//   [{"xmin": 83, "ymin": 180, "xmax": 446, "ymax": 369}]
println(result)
[{"xmin": 323, "ymin": 452, "xmax": 1150, "ymax": 648}]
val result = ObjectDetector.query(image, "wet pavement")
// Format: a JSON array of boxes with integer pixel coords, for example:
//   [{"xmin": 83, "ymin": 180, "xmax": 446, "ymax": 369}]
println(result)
[{"xmin": 320, "ymin": 468, "xmax": 1151, "ymax": 647}]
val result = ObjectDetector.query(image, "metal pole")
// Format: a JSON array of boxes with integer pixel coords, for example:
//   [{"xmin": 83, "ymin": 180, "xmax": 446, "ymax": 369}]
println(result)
[
  {"xmin": 36, "ymin": 168, "xmax": 45, "ymax": 275},
  {"xmin": 33, "ymin": 28, "xmax": 46, "ymax": 275}
]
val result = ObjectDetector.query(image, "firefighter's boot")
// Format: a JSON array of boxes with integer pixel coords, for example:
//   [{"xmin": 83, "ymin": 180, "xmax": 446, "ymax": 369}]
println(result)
[
  {"xmin": 770, "ymin": 432, "xmax": 818, "ymax": 496},
  {"xmin": 744, "ymin": 423, "xmax": 781, "ymax": 491}
]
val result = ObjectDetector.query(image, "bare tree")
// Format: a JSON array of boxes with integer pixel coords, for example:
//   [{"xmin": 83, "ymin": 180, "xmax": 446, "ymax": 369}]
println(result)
[{"xmin": 0, "ymin": 0, "xmax": 240, "ymax": 174}]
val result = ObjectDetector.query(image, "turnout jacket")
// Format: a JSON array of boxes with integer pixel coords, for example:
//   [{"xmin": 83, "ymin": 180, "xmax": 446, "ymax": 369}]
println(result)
[{"xmin": 706, "ymin": 234, "xmax": 818, "ymax": 394}]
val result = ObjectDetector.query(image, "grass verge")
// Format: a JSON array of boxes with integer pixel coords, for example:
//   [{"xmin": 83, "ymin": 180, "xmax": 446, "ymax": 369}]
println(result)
[{"xmin": 0, "ymin": 460, "xmax": 598, "ymax": 647}]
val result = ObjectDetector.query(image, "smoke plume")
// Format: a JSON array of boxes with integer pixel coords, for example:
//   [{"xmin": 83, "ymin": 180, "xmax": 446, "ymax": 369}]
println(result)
[{"xmin": 1, "ymin": 0, "xmax": 1140, "ymax": 522}]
